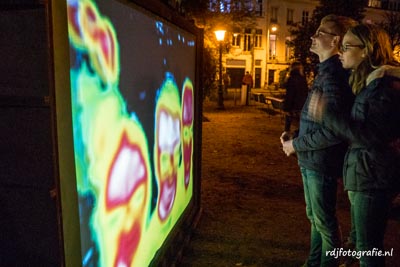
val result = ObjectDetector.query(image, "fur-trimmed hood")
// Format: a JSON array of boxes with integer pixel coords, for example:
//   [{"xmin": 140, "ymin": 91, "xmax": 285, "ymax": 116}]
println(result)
[{"xmin": 366, "ymin": 65, "xmax": 400, "ymax": 86}]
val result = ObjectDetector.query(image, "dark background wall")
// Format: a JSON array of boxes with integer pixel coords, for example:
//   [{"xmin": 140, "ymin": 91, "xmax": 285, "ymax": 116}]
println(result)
[{"xmin": 0, "ymin": 3, "xmax": 61, "ymax": 266}]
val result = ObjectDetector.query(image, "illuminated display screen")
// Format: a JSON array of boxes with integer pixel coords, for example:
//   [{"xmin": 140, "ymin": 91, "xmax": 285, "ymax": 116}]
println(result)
[{"xmin": 66, "ymin": 0, "xmax": 196, "ymax": 265}]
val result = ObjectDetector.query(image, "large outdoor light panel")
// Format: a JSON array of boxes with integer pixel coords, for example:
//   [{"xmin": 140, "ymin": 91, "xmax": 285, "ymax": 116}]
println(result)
[{"xmin": 64, "ymin": 0, "xmax": 200, "ymax": 265}]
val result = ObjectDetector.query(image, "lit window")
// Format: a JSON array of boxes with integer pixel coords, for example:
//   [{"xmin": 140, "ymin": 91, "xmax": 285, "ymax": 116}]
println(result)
[
  {"xmin": 244, "ymin": 34, "xmax": 252, "ymax": 51},
  {"xmin": 368, "ymin": 0, "xmax": 381, "ymax": 8},
  {"xmin": 269, "ymin": 34, "xmax": 276, "ymax": 59},
  {"xmin": 231, "ymin": 33, "xmax": 241, "ymax": 47}
]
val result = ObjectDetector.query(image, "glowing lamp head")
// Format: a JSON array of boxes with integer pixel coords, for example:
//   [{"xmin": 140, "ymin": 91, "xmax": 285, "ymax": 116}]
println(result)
[
  {"xmin": 271, "ymin": 26, "xmax": 278, "ymax": 32},
  {"xmin": 214, "ymin": 30, "xmax": 226, "ymax": 42}
]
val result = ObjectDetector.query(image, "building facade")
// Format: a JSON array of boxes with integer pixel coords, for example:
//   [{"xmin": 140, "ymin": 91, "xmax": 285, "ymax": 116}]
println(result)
[
  {"xmin": 218, "ymin": 0, "xmax": 400, "ymax": 89},
  {"xmin": 222, "ymin": 0, "xmax": 318, "ymax": 89}
]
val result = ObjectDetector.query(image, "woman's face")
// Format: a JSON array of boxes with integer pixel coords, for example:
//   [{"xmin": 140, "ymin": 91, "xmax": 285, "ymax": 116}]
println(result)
[{"xmin": 339, "ymin": 31, "xmax": 366, "ymax": 70}]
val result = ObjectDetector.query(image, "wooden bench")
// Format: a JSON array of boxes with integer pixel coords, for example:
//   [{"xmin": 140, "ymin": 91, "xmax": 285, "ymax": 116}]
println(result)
[
  {"xmin": 250, "ymin": 93, "xmax": 284, "ymax": 110},
  {"xmin": 265, "ymin": 96, "xmax": 284, "ymax": 119},
  {"xmin": 265, "ymin": 96, "xmax": 284, "ymax": 110},
  {"xmin": 249, "ymin": 93, "xmax": 285, "ymax": 120},
  {"xmin": 251, "ymin": 92, "xmax": 264, "ymax": 104}
]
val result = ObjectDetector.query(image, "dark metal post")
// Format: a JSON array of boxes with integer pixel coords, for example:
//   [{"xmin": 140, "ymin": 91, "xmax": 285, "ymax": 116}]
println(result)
[{"xmin": 217, "ymin": 42, "xmax": 224, "ymax": 109}]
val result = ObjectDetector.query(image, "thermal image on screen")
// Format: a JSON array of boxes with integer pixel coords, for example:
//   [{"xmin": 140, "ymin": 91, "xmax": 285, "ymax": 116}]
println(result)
[{"xmin": 66, "ymin": 0, "xmax": 196, "ymax": 266}]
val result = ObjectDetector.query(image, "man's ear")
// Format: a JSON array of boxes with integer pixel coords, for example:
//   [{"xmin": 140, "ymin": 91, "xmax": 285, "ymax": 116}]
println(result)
[{"xmin": 331, "ymin": 35, "xmax": 340, "ymax": 48}]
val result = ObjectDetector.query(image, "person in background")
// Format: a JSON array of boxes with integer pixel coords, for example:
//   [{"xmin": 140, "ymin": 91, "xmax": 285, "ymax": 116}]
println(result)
[
  {"xmin": 308, "ymin": 23, "xmax": 400, "ymax": 267},
  {"xmin": 242, "ymin": 71, "xmax": 253, "ymax": 105},
  {"xmin": 281, "ymin": 14, "xmax": 357, "ymax": 267},
  {"xmin": 281, "ymin": 61, "xmax": 309, "ymax": 139},
  {"xmin": 279, "ymin": 67, "xmax": 290, "ymax": 88},
  {"xmin": 223, "ymin": 71, "xmax": 231, "ymax": 96}
]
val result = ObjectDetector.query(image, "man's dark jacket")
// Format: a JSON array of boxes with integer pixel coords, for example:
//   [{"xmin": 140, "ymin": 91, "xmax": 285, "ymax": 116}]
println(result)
[{"xmin": 293, "ymin": 55, "xmax": 354, "ymax": 177}]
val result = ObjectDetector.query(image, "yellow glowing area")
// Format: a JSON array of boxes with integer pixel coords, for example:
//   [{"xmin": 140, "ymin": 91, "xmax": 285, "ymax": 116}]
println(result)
[
  {"xmin": 181, "ymin": 79, "xmax": 194, "ymax": 190},
  {"xmin": 143, "ymin": 75, "xmax": 193, "ymax": 256},
  {"xmin": 94, "ymin": 121, "xmax": 151, "ymax": 267},
  {"xmin": 72, "ymin": 64, "xmax": 152, "ymax": 267},
  {"xmin": 68, "ymin": 0, "xmax": 120, "ymax": 84},
  {"xmin": 154, "ymin": 76, "xmax": 182, "ymax": 222}
]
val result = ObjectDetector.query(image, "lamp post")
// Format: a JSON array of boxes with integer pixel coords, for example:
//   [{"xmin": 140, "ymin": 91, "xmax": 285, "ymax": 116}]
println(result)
[{"xmin": 214, "ymin": 30, "xmax": 226, "ymax": 109}]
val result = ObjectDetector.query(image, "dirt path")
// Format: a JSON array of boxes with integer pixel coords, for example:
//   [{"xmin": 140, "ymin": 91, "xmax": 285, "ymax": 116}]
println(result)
[{"xmin": 178, "ymin": 97, "xmax": 400, "ymax": 267}]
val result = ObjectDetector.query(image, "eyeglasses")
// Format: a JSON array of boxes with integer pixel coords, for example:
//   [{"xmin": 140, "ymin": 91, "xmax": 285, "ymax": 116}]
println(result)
[
  {"xmin": 313, "ymin": 30, "xmax": 338, "ymax": 38},
  {"xmin": 340, "ymin": 44, "xmax": 365, "ymax": 52}
]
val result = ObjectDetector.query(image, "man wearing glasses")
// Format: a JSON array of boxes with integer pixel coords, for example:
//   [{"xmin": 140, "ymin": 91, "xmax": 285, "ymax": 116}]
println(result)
[{"xmin": 281, "ymin": 15, "xmax": 357, "ymax": 267}]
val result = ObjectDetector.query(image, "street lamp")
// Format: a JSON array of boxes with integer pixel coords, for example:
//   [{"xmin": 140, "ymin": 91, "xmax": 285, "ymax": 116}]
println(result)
[{"xmin": 214, "ymin": 29, "xmax": 226, "ymax": 109}]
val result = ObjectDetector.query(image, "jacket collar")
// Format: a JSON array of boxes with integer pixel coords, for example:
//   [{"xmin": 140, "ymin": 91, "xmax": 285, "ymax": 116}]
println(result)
[
  {"xmin": 317, "ymin": 54, "xmax": 340, "ymax": 73},
  {"xmin": 366, "ymin": 65, "xmax": 400, "ymax": 86}
]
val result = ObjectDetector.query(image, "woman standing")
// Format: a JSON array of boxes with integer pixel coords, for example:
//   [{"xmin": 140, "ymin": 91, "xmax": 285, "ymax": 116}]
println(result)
[{"xmin": 310, "ymin": 23, "xmax": 400, "ymax": 267}]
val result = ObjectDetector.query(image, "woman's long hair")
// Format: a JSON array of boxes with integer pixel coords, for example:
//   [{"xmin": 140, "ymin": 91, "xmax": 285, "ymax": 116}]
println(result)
[{"xmin": 348, "ymin": 24, "xmax": 393, "ymax": 94}]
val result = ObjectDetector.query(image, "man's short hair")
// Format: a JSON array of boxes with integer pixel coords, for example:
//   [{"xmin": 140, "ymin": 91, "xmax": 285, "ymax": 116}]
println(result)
[{"xmin": 320, "ymin": 14, "xmax": 358, "ymax": 40}]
